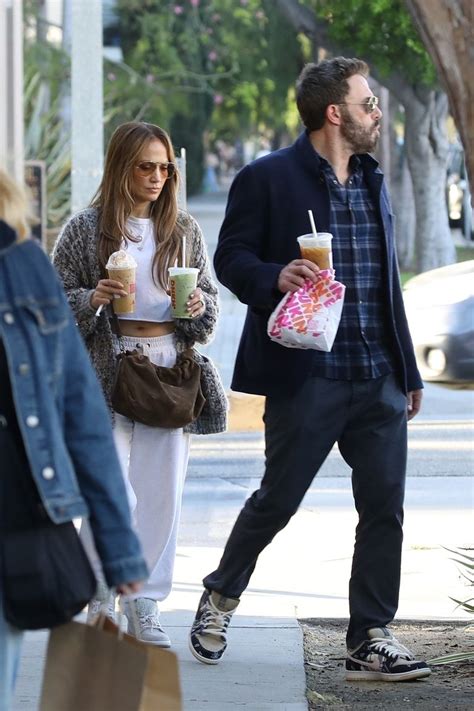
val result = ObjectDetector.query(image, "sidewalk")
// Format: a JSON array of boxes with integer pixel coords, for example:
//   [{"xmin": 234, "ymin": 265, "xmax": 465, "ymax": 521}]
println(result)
[
  {"xmin": 14, "ymin": 193, "xmax": 472, "ymax": 709},
  {"xmin": 13, "ymin": 192, "xmax": 307, "ymax": 710}
]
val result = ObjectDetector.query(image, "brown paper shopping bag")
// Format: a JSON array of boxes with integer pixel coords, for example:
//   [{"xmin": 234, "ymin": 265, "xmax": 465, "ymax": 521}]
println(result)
[{"xmin": 39, "ymin": 618, "xmax": 181, "ymax": 711}]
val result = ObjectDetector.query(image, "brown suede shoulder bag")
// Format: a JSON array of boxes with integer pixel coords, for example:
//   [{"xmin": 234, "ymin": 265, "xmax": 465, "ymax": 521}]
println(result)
[{"xmin": 111, "ymin": 316, "xmax": 205, "ymax": 428}]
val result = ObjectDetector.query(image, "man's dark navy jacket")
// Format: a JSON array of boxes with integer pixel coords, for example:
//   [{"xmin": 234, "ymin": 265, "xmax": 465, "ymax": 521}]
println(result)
[{"xmin": 214, "ymin": 131, "xmax": 422, "ymax": 397}]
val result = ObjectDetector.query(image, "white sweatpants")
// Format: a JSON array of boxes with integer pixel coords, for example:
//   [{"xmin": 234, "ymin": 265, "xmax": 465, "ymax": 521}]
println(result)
[{"xmin": 82, "ymin": 334, "xmax": 190, "ymax": 602}]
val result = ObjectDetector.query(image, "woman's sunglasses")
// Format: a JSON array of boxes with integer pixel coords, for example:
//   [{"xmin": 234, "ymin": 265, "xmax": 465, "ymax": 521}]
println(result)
[{"xmin": 135, "ymin": 161, "xmax": 176, "ymax": 179}]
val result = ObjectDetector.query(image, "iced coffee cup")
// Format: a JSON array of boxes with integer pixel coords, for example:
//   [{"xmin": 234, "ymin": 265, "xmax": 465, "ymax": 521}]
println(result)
[
  {"xmin": 106, "ymin": 250, "xmax": 137, "ymax": 314},
  {"xmin": 168, "ymin": 267, "xmax": 199, "ymax": 319},
  {"xmin": 297, "ymin": 232, "xmax": 333, "ymax": 270}
]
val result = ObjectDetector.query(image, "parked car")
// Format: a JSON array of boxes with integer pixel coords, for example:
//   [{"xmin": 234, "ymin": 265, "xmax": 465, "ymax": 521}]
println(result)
[{"xmin": 403, "ymin": 261, "xmax": 474, "ymax": 384}]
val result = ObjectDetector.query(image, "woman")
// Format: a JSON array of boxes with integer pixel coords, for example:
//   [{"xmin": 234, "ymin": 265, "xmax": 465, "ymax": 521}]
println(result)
[
  {"xmin": 53, "ymin": 122, "xmax": 227, "ymax": 647},
  {"xmin": 0, "ymin": 171, "xmax": 147, "ymax": 710}
]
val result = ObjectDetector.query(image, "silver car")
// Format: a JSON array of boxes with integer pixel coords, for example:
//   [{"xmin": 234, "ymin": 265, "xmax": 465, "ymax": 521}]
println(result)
[{"xmin": 403, "ymin": 261, "xmax": 474, "ymax": 384}]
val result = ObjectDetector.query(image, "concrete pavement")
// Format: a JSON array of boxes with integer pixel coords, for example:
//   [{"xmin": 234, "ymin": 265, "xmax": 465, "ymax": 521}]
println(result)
[{"xmin": 14, "ymin": 192, "xmax": 473, "ymax": 709}]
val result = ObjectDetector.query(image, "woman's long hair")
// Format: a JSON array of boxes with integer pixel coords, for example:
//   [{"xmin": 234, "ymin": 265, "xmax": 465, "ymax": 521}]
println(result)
[
  {"xmin": 91, "ymin": 122, "xmax": 184, "ymax": 288},
  {"xmin": 0, "ymin": 170, "xmax": 32, "ymax": 241}
]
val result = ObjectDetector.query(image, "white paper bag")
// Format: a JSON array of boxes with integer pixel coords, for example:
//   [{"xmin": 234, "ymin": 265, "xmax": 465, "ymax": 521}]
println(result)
[{"xmin": 267, "ymin": 270, "xmax": 345, "ymax": 352}]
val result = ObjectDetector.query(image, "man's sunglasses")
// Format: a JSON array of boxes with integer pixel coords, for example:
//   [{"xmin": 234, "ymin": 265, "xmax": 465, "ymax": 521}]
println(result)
[
  {"xmin": 337, "ymin": 96, "xmax": 379, "ymax": 114},
  {"xmin": 135, "ymin": 161, "xmax": 176, "ymax": 179}
]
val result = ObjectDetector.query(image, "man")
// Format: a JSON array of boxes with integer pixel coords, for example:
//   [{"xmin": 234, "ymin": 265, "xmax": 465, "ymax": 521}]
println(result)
[{"xmin": 189, "ymin": 57, "xmax": 430, "ymax": 682}]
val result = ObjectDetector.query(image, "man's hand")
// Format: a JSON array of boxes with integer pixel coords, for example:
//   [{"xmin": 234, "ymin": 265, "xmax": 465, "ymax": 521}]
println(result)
[
  {"xmin": 277, "ymin": 259, "xmax": 320, "ymax": 293},
  {"xmin": 407, "ymin": 389, "xmax": 423, "ymax": 421}
]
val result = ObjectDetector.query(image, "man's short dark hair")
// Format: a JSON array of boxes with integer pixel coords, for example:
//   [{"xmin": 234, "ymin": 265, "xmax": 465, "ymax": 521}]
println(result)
[{"xmin": 296, "ymin": 57, "xmax": 369, "ymax": 131}]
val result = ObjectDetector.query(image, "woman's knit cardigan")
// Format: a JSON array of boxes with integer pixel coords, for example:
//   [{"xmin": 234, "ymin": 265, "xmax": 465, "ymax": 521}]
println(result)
[{"xmin": 52, "ymin": 207, "xmax": 227, "ymax": 434}]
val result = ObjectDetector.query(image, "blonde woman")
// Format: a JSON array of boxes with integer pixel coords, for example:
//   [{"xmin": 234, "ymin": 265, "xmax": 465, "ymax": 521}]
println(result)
[
  {"xmin": 0, "ymin": 172, "xmax": 146, "ymax": 709},
  {"xmin": 53, "ymin": 122, "xmax": 226, "ymax": 647}
]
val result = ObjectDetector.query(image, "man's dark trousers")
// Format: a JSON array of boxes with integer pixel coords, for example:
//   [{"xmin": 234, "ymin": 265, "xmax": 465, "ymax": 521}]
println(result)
[{"xmin": 203, "ymin": 373, "xmax": 408, "ymax": 649}]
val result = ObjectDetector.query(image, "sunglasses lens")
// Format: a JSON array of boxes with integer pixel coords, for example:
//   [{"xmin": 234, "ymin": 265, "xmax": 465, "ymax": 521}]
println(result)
[
  {"xmin": 137, "ymin": 161, "xmax": 155, "ymax": 175},
  {"xmin": 136, "ymin": 162, "xmax": 175, "ymax": 179},
  {"xmin": 367, "ymin": 97, "xmax": 378, "ymax": 112}
]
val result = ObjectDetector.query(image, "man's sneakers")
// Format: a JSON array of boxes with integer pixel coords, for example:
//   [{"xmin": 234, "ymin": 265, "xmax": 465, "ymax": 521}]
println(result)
[
  {"xmin": 189, "ymin": 589, "xmax": 239, "ymax": 664},
  {"xmin": 124, "ymin": 597, "xmax": 171, "ymax": 648},
  {"xmin": 346, "ymin": 627, "xmax": 431, "ymax": 682}
]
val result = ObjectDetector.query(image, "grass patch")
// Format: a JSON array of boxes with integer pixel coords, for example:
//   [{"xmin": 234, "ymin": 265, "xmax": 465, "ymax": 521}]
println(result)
[
  {"xmin": 400, "ymin": 271, "xmax": 415, "ymax": 286},
  {"xmin": 400, "ymin": 245, "xmax": 473, "ymax": 285},
  {"xmin": 456, "ymin": 245, "xmax": 474, "ymax": 262}
]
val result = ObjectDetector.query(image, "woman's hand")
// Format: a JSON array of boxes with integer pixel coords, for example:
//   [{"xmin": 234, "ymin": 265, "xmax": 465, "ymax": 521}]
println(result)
[
  {"xmin": 115, "ymin": 581, "xmax": 144, "ymax": 595},
  {"xmin": 187, "ymin": 288, "xmax": 206, "ymax": 318},
  {"xmin": 90, "ymin": 279, "xmax": 128, "ymax": 310}
]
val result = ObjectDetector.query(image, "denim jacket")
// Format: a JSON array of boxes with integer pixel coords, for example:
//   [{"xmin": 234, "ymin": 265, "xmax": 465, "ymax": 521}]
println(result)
[{"xmin": 0, "ymin": 221, "xmax": 148, "ymax": 586}]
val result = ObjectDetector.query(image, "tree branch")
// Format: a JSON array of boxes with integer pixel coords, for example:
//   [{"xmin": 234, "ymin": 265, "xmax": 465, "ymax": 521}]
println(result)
[{"xmin": 275, "ymin": 0, "xmax": 419, "ymax": 107}]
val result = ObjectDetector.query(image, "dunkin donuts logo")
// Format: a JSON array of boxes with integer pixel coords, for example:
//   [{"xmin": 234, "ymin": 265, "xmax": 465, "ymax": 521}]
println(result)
[{"xmin": 170, "ymin": 279, "xmax": 177, "ymax": 308}]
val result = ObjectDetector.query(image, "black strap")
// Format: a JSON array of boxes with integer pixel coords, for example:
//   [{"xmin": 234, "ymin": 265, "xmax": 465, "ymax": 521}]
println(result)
[
  {"xmin": 111, "ymin": 310, "xmax": 122, "ymax": 336},
  {"xmin": 110, "ymin": 311, "xmax": 127, "ymax": 354}
]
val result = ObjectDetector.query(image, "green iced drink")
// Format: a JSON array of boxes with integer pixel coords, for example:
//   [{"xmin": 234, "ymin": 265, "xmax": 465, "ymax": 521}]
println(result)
[{"xmin": 168, "ymin": 267, "xmax": 199, "ymax": 319}]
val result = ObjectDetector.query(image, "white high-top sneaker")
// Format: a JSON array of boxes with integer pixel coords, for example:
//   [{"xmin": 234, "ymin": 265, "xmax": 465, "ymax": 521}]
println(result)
[
  {"xmin": 86, "ymin": 578, "xmax": 116, "ymax": 624},
  {"xmin": 124, "ymin": 598, "xmax": 171, "ymax": 647}
]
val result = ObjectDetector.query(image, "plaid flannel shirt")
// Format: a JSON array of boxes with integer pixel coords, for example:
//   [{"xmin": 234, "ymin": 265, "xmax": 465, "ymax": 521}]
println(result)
[{"xmin": 311, "ymin": 156, "xmax": 395, "ymax": 380}]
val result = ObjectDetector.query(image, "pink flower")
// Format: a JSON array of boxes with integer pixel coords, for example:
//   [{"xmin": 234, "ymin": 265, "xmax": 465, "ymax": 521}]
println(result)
[
  {"xmin": 240, "ymin": 0, "xmax": 248, "ymax": 5},
  {"xmin": 107, "ymin": 72, "xmax": 116, "ymax": 81},
  {"xmin": 190, "ymin": 0, "xmax": 200, "ymax": 6},
  {"xmin": 213, "ymin": 94, "xmax": 223, "ymax": 105},
  {"xmin": 173, "ymin": 5, "xmax": 184, "ymax": 14},
  {"xmin": 208, "ymin": 51, "xmax": 218, "ymax": 61}
]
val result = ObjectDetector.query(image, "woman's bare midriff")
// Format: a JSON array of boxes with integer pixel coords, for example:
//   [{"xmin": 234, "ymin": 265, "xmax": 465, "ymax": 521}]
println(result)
[{"xmin": 115, "ymin": 320, "xmax": 175, "ymax": 337}]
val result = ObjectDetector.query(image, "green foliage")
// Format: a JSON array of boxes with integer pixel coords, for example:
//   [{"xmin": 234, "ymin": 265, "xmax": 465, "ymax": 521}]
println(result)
[
  {"xmin": 307, "ymin": 0, "xmax": 437, "ymax": 87},
  {"xmin": 24, "ymin": 37, "xmax": 71, "ymax": 228},
  {"xmin": 445, "ymin": 547, "xmax": 474, "ymax": 616},
  {"xmin": 112, "ymin": 0, "xmax": 301, "ymax": 192},
  {"xmin": 427, "ymin": 547, "xmax": 474, "ymax": 666}
]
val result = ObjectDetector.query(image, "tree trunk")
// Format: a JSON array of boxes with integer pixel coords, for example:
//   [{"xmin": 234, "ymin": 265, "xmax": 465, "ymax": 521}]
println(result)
[
  {"xmin": 370, "ymin": 81, "xmax": 391, "ymax": 190},
  {"xmin": 403, "ymin": 91, "xmax": 455, "ymax": 272},
  {"xmin": 405, "ymin": 0, "xmax": 474, "ymax": 201},
  {"xmin": 389, "ymin": 96, "xmax": 415, "ymax": 270},
  {"xmin": 393, "ymin": 152, "xmax": 416, "ymax": 270}
]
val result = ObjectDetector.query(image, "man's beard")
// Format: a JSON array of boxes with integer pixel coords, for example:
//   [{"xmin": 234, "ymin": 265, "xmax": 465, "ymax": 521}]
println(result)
[{"xmin": 340, "ymin": 107, "xmax": 380, "ymax": 153}]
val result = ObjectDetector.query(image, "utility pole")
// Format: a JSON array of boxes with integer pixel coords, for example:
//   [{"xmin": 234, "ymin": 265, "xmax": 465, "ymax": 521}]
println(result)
[
  {"xmin": 71, "ymin": 0, "xmax": 103, "ymax": 213},
  {"xmin": 0, "ymin": 0, "xmax": 24, "ymax": 182}
]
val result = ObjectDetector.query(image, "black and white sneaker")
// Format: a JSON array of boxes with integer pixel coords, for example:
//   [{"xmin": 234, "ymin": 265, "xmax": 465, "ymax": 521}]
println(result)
[
  {"xmin": 346, "ymin": 627, "xmax": 431, "ymax": 682},
  {"xmin": 189, "ymin": 589, "xmax": 239, "ymax": 664}
]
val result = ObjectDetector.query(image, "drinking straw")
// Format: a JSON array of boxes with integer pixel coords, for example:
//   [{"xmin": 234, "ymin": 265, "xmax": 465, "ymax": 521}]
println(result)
[
  {"xmin": 308, "ymin": 209, "xmax": 318, "ymax": 238},
  {"xmin": 182, "ymin": 234, "xmax": 186, "ymax": 268}
]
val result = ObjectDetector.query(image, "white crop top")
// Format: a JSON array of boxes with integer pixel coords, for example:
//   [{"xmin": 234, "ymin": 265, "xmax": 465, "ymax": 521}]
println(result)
[{"xmin": 118, "ymin": 216, "xmax": 173, "ymax": 323}]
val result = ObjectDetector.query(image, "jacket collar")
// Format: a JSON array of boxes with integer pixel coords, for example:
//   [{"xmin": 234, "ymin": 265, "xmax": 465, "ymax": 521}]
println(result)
[
  {"xmin": 294, "ymin": 130, "xmax": 382, "ymax": 177},
  {"xmin": 0, "ymin": 220, "xmax": 18, "ymax": 252}
]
